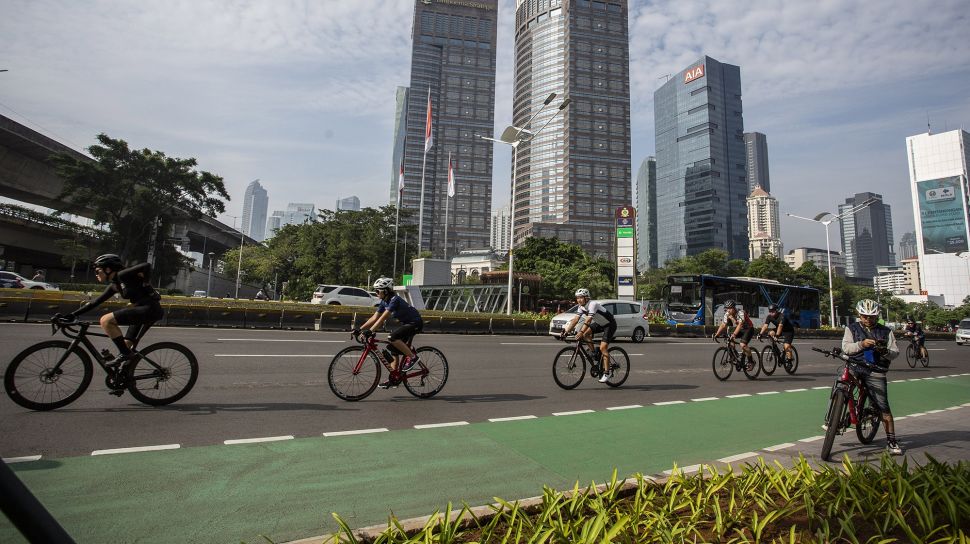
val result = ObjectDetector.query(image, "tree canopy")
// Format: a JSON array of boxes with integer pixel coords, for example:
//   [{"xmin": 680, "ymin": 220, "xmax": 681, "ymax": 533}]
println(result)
[{"xmin": 507, "ymin": 237, "xmax": 614, "ymax": 299}]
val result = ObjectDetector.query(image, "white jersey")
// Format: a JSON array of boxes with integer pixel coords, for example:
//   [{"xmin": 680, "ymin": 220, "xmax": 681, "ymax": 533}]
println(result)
[{"xmin": 577, "ymin": 300, "xmax": 614, "ymax": 326}]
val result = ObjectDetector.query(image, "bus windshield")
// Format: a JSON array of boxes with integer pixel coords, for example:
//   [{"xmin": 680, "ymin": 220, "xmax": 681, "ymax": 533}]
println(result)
[{"xmin": 665, "ymin": 280, "xmax": 701, "ymax": 313}]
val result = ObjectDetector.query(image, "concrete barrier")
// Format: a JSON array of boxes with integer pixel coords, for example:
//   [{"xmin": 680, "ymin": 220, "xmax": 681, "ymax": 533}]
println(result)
[
  {"xmin": 0, "ymin": 297, "xmax": 30, "ymax": 322},
  {"xmin": 438, "ymin": 317, "xmax": 468, "ymax": 334},
  {"xmin": 419, "ymin": 316, "xmax": 441, "ymax": 334},
  {"xmin": 288, "ymin": 309, "xmax": 336, "ymax": 331},
  {"xmin": 27, "ymin": 299, "xmax": 85, "ymax": 322},
  {"xmin": 489, "ymin": 317, "xmax": 516, "ymax": 335},
  {"xmin": 467, "ymin": 317, "xmax": 490, "ymax": 334},
  {"xmin": 164, "ymin": 305, "xmax": 209, "ymax": 327},
  {"xmin": 208, "ymin": 306, "xmax": 247, "ymax": 328},
  {"xmin": 245, "ymin": 309, "xmax": 282, "ymax": 329},
  {"xmin": 513, "ymin": 319, "xmax": 539, "ymax": 336}
]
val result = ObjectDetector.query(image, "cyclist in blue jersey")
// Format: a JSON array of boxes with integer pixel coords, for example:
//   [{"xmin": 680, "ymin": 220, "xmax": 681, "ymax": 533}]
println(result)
[
  {"xmin": 903, "ymin": 316, "xmax": 928, "ymax": 359},
  {"xmin": 557, "ymin": 288, "xmax": 617, "ymax": 383},
  {"xmin": 353, "ymin": 277, "xmax": 423, "ymax": 388},
  {"xmin": 758, "ymin": 303, "xmax": 796, "ymax": 364}
]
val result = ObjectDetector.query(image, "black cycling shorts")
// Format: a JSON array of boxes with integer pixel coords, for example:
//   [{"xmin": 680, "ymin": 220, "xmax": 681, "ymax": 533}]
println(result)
[
  {"xmin": 780, "ymin": 331, "xmax": 795, "ymax": 345},
  {"xmin": 735, "ymin": 327, "xmax": 755, "ymax": 345},
  {"xmin": 388, "ymin": 322, "xmax": 422, "ymax": 345},
  {"xmin": 113, "ymin": 303, "xmax": 164, "ymax": 341},
  {"xmin": 590, "ymin": 321, "xmax": 617, "ymax": 342}
]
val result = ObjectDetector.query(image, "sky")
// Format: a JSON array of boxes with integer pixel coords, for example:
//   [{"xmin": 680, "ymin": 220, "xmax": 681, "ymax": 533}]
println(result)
[{"xmin": 2, "ymin": 0, "xmax": 969, "ymax": 253}]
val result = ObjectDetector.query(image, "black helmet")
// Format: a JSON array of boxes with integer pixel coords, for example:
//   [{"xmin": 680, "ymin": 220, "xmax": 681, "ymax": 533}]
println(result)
[
  {"xmin": 906, "ymin": 315, "xmax": 915, "ymax": 323},
  {"xmin": 768, "ymin": 303, "xmax": 779, "ymax": 312},
  {"xmin": 723, "ymin": 300, "xmax": 736, "ymax": 309},
  {"xmin": 93, "ymin": 254, "xmax": 123, "ymax": 270}
]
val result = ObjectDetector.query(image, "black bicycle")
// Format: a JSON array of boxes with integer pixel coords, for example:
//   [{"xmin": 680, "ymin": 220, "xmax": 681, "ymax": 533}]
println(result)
[
  {"xmin": 4, "ymin": 317, "xmax": 199, "ymax": 410},
  {"xmin": 903, "ymin": 334, "xmax": 929, "ymax": 368},
  {"xmin": 712, "ymin": 335, "xmax": 761, "ymax": 380},
  {"xmin": 759, "ymin": 334, "xmax": 799, "ymax": 375},
  {"xmin": 552, "ymin": 335, "xmax": 630, "ymax": 389}
]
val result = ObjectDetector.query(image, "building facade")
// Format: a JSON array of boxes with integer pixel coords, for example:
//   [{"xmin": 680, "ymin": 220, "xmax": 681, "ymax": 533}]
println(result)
[
  {"xmin": 901, "ymin": 257, "xmax": 921, "ymax": 294},
  {"xmin": 266, "ymin": 211, "xmax": 283, "ymax": 238},
  {"xmin": 490, "ymin": 203, "xmax": 511, "ymax": 253},
  {"xmin": 743, "ymin": 132, "xmax": 769, "ymax": 193},
  {"xmin": 241, "ymin": 180, "xmax": 268, "ymax": 242},
  {"xmin": 635, "ymin": 156, "xmax": 657, "ymax": 270},
  {"xmin": 336, "ymin": 196, "xmax": 360, "ymax": 211},
  {"xmin": 390, "ymin": 86, "xmax": 409, "ymax": 205},
  {"xmin": 784, "ymin": 247, "xmax": 846, "ymax": 276},
  {"xmin": 898, "ymin": 231, "xmax": 917, "ymax": 260},
  {"xmin": 874, "ymin": 265, "xmax": 909, "ymax": 295},
  {"xmin": 746, "ymin": 187, "xmax": 782, "ymax": 259},
  {"xmin": 511, "ymin": 0, "xmax": 632, "ymax": 260},
  {"xmin": 838, "ymin": 192, "xmax": 895, "ymax": 279},
  {"xmin": 654, "ymin": 56, "xmax": 748, "ymax": 263},
  {"xmin": 905, "ymin": 129, "xmax": 970, "ymax": 305},
  {"xmin": 401, "ymin": 0, "xmax": 498, "ymax": 258},
  {"xmin": 278, "ymin": 203, "xmax": 315, "ymax": 227}
]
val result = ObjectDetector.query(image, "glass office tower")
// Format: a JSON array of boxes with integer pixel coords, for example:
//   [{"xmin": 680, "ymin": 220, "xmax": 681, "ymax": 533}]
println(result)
[
  {"xmin": 389, "ymin": 86, "xmax": 409, "ymax": 205},
  {"xmin": 743, "ymin": 132, "xmax": 770, "ymax": 193},
  {"xmin": 241, "ymin": 180, "xmax": 268, "ymax": 242},
  {"xmin": 838, "ymin": 191, "xmax": 895, "ymax": 279},
  {"xmin": 654, "ymin": 56, "xmax": 748, "ymax": 263},
  {"xmin": 402, "ymin": 0, "xmax": 498, "ymax": 257},
  {"xmin": 512, "ymin": 0, "xmax": 632, "ymax": 259},
  {"xmin": 635, "ymin": 156, "xmax": 657, "ymax": 270}
]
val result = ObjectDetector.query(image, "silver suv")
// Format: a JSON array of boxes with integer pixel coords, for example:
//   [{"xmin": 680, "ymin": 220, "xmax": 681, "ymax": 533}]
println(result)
[{"xmin": 956, "ymin": 319, "xmax": 970, "ymax": 346}]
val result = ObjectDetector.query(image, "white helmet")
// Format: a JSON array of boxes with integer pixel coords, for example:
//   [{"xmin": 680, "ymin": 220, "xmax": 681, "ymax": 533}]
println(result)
[
  {"xmin": 373, "ymin": 277, "xmax": 393, "ymax": 290},
  {"xmin": 574, "ymin": 288, "xmax": 590, "ymax": 298},
  {"xmin": 855, "ymin": 299, "xmax": 880, "ymax": 316}
]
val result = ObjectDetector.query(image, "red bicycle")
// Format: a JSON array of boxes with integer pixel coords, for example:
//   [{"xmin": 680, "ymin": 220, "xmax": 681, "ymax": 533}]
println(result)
[
  {"xmin": 327, "ymin": 332, "xmax": 448, "ymax": 401},
  {"xmin": 815, "ymin": 346, "xmax": 881, "ymax": 461}
]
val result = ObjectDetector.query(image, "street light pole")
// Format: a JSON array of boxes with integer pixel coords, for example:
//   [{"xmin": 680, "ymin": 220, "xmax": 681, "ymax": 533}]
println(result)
[
  {"xmin": 227, "ymin": 214, "xmax": 244, "ymax": 299},
  {"xmin": 206, "ymin": 251, "xmax": 215, "ymax": 298},
  {"xmin": 366, "ymin": 269, "xmax": 372, "ymax": 289}
]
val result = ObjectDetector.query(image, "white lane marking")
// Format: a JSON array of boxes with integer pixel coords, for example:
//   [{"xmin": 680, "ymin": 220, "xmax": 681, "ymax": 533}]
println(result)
[
  {"xmin": 92, "ymin": 444, "xmax": 180, "ymax": 456},
  {"xmin": 757, "ymin": 391, "xmax": 780, "ymax": 396},
  {"xmin": 908, "ymin": 412, "xmax": 927, "ymax": 417},
  {"xmin": 654, "ymin": 400, "xmax": 686, "ymax": 406},
  {"xmin": 895, "ymin": 416, "xmax": 908, "ymax": 420},
  {"xmin": 606, "ymin": 405, "xmax": 642, "ymax": 410},
  {"xmin": 945, "ymin": 406, "xmax": 960, "ymax": 411},
  {"xmin": 224, "ymin": 435, "xmax": 294, "ymax": 445},
  {"xmin": 718, "ymin": 452, "xmax": 758, "ymax": 463},
  {"xmin": 927, "ymin": 348, "xmax": 946, "ymax": 351},
  {"xmin": 798, "ymin": 436, "xmax": 824, "ymax": 443},
  {"xmin": 890, "ymin": 379, "xmax": 906, "ymax": 383},
  {"xmin": 763, "ymin": 443, "xmax": 796, "ymax": 452},
  {"xmin": 2, "ymin": 455, "xmax": 42, "ymax": 463},
  {"xmin": 414, "ymin": 421, "xmax": 469, "ymax": 429},
  {"xmin": 627, "ymin": 353, "xmax": 645, "ymax": 356},
  {"xmin": 664, "ymin": 464, "xmax": 703, "ymax": 475},
  {"xmin": 214, "ymin": 354, "xmax": 333, "ymax": 357},
  {"xmin": 926, "ymin": 409, "xmax": 945, "ymax": 414},
  {"xmin": 488, "ymin": 415, "xmax": 537, "ymax": 422},
  {"xmin": 217, "ymin": 338, "xmax": 344, "ymax": 343},
  {"xmin": 691, "ymin": 397, "xmax": 718, "ymax": 402},
  {"xmin": 663, "ymin": 342, "xmax": 712, "ymax": 345},
  {"xmin": 785, "ymin": 388, "xmax": 808, "ymax": 392},
  {"xmin": 726, "ymin": 394, "xmax": 751, "ymax": 398},
  {"xmin": 812, "ymin": 386, "xmax": 829, "ymax": 390},
  {"xmin": 499, "ymin": 342, "xmax": 560, "ymax": 345},
  {"xmin": 963, "ymin": 403, "xmax": 970, "ymax": 407},
  {"xmin": 323, "ymin": 428, "xmax": 388, "ymax": 437},
  {"xmin": 553, "ymin": 410, "xmax": 595, "ymax": 416}
]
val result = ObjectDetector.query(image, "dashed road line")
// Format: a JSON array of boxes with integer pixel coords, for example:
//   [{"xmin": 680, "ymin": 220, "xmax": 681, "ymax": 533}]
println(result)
[
  {"xmin": 691, "ymin": 397, "xmax": 718, "ymax": 402},
  {"xmin": 654, "ymin": 400, "xmax": 686, "ymax": 406},
  {"xmin": 798, "ymin": 436, "xmax": 824, "ymax": 443},
  {"xmin": 414, "ymin": 421, "xmax": 469, "ymax": 429},
  {"xmin": 2, "ymin": 455, "xmax": 42, "ymax": 463},
  {"xmin": 718, "ymin": 452, "xmax": 758, "ymax": 463},
  {"xmin": 553, "ymin": 409, "xmax": 595, "ymax": 416},
  {"xmin": 757, "ymin": 391, "xmax": 780, "ymax": 395},
  {"xmin": 224, "ymin": 436, "xmax": 293, "ymax": 445},
  {"xmin": 92, "ymin": 444, "xmax": 180, "ymax": 456},
  {"xmin": 763, "ymin": 443, "xmax": 795, "ymax": 452},
  {"xmin": 664, "ymin": 464, "xmax": 703, "ymax": 475},
  {"xmin": 488, "ymin": 415, "xmax": 537, "ymax": 422},
  {"xmin": 926, "ymin": 409, "xmax": 945, "ymax": 414},
  {"xmin": 785, "ymin": 388, "xmax": 808, "ymax": 392},
  {"xmin": 606, "ymin": 405, "xmax": 642, "ymax": 411},
  {"xmin": 323, "ymin": 428, "xmax": 388, "ymax": 437},
  {"xmin": 909, "ymin": 412, "xmax": 927, "ymax": 417},
  {"xmin": 812, "ymin": 386, "xmax": 829, "ymax": 390},
  {"xmin": 945, "ymin": 406, "xmax": 960, "ymax": 411},
  {"xmin": 217, "ymin": 338, "xmax": 344, "ymax": 343},
  {"xmin": 726, "ymin": 393, "xmax": 751, "ymax": 398},
  {"xmin": 214, "ymin": 354, "xmax": 333, "ymax": 357}
]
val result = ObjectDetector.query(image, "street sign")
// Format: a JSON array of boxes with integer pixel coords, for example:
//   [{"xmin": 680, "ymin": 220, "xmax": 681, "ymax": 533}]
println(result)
[{"xmin": 614, "ymin": 206, "xmax": 636, "ymax": 300}]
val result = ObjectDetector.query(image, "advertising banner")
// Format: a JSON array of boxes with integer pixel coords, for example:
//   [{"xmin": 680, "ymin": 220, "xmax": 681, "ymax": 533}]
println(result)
[
  {"xmin": 917, "ymin": 176, "xmax": 969, "ymax": 254},
  {"xmin": 615, "ymin": 206, "xmax": 636, "ymax": 300}
]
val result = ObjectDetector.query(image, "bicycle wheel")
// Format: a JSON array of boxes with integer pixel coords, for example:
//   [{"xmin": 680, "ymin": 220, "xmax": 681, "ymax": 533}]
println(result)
[
  {"xmin": 403, "ymin": 347, "xmax": 449, "ymax": 398},
  {"xmin": 712, "ymin": 347, "xmax": 733, "ymax": 381},
  {"xmin": 553, "ymin": 347, "xmax": 585, "ymax": 389},
  {"xmin": 919, "ymin": 349, "xmax": 929, "ymax": 368},
  {"xmin": 821, "ymin": 389, "xmax": 847, "ymax": 461},
  {"xmin": 4, "ymin": 340, "xmax": 93, "ymax": 411},
  {"xmin": 605, "ymin": 347, "xmax": 630, "ymax": 388},
  {"xmin": 855, "ymin": 393, "xmax": 881, "ymax": 444},
  {"xmin": 784, "ymin": 346, "xmax": 799, "ymax": 375},
  {"xmin": 126, "ymin": 342, "xmax": 199, "ymax": 406},
  {"xmin": 905, "ymin": 344, "xmax": 916, "ymax": 368},
  {"xmin": 743, "ymin": 350, "xmax": 761, "ymax": 380},
  {"xmin": 760, "ymin": 346, "xmax": 777, "ymax": 376},
  {"xmin": 329, "ymin": 346, "xmax": 381, "ymax": 401}
]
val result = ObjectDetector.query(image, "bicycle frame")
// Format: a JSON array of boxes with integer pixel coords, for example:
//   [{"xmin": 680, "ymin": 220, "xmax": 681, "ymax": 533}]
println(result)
[
  {"xmin": 352, "ymin": 335, "xmax": 427, "ymax": 381},
  {"xmin": 53, "ymin": 322, "xmax": 113, "ymax": 372},
  {"xmin": 827, "ymin": 363, "xmax": 870, "ymax": 429}
]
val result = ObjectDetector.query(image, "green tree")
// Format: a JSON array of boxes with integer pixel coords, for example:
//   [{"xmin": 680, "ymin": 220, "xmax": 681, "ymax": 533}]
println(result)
[
  {"xmin": 509, "ymin": 237, "xmax": 613, "ymax": 299},
  {"xmin": 745, "ymin": 253, "xmax": 796, "ymax": 284},
  {"xmin": 51, "ymin": 133, "xmax": 229, "ymax": 285}
]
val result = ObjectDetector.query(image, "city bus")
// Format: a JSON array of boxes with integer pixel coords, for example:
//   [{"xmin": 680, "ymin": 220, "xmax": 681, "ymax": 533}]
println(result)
[{"xmin": 663, "ymin": 274, "xmax": 821, "ymax": 328}]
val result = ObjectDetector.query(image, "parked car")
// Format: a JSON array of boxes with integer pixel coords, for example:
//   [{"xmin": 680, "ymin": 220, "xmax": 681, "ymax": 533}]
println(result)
[
  {"xmin": 192, "ymin": 290, "xmax": 207, "ymax": 297},
  {"xmin": 0, "ymin": 276, "xmax": 25, "ymax": 289},
  {"xmin": 956, "ymin": 319, "xmax": 970, "ymax": 346},
  {"xmin": 311, "ymin": 284, "xmax": 379, "ymax": 307},
  {"xmin": 548, "ymin": 299, "xmax": 648, "ymax": 343},
  {"xmin": 0, "ymin": 271, "xmax": 59, "ymax": 290}
]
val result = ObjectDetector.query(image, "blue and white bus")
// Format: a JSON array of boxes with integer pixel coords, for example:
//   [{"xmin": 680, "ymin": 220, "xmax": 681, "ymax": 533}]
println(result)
[{"xmin": 663, "ymin": 274, "xmax": 821, "ymax": 328}]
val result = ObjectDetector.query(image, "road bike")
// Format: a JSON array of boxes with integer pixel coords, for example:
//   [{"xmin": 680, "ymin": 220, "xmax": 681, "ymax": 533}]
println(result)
[
  {"xmin": 711, "ymin": 335, "xmax": 761, "ymax": 380},
  {"xmin": 4, "ymin": 317, "xmax": 198, "ymax": 410},
  {"xmin": 903, "ymin": 334, "xmax": 929, "ymax": 368},
  {"xmin": 758, "ymin": 334, "xmax": 799, "ymax": 375},
  {"xmin": 814, "ymin": 346, "xmax": 882, "ymax": 461},
  {"xmin": 552, "ymin": 335, "xmax": 630, "ymax": 389},
  {"xmin": 328, "ymin": 332, "xmax": 448, "ymax": 401}
]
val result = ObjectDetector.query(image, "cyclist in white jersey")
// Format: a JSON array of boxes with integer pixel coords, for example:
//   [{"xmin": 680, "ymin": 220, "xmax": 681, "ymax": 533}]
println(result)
[{"xmin": 558, "ymin": 288, "xmax": 617, "ymax": 383}]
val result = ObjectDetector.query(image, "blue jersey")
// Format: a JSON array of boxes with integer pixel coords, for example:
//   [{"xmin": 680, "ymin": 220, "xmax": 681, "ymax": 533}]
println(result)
[{"xmin": 377, "ymin": 295, "xmax": 422, "ymax": 325}]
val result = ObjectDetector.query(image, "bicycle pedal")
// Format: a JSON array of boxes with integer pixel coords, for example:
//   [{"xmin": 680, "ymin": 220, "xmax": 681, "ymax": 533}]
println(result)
[{"xmin": 108, "ymin": 389, "xmax": 125, "ymax": 397}]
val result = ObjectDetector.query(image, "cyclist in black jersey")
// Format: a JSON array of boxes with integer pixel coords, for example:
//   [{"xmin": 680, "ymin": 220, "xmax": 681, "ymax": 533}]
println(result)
[
  {"xmin": 903, "ymin": 317, "xmax": 928, "ymax": 359},
  {"xmin": 713, "ymin": 300, "xmax": 756, "ymax": 364},
  {"xmin": 60, "ymin": 254, "xmax": 163, "ymax": 368},
  {"xmin": 558, "ymin": 288, "xmax": 617, "ymax": 384},
  {"xmin": 758, "ymin": 303, "xmax": 796, "ymax": 363}
]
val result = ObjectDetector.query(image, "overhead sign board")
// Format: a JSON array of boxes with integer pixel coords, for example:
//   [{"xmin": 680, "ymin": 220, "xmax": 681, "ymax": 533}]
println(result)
[{"xmin": 684, "ymin": 64, "xmax": 705, "ymax": 84}]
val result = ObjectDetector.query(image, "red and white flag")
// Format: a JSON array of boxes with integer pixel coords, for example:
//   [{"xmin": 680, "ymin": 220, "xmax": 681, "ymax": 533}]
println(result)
[
  {"xmin": 447, "ymin": 153, "xmax": 455, "ymax": 198},
  {"xmin": 424, "ymin": 88, "xmax": 433, "ymax": 153},
  {"xmin": 398, "ymin": 156, "xmax": 405, "ymax": 198}
]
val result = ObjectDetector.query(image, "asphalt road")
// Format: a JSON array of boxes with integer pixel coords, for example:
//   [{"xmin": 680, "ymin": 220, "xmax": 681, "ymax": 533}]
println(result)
[{"xmin": 2, "ymin": 322, "xmax": 966, "ymax": 459}]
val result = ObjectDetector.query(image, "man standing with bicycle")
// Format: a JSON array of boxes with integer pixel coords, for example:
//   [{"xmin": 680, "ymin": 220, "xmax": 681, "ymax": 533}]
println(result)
[
  {"xmin": 353, "ymin": 277, "xmax": 422, "ymax": 389},
  {"xmin": 557, "ymin": 288, "xmax": 616, "ymax": 384},
  {"xmin": 841, "ymin": 299, "xmax": 902, "ymax": 455},
  {"xmin": 713, "ymin": 300, "xmax": 756, "ymax": 369},
  {"xmin": 758, "ymin": 303, "xmax": 796, "ymax": 364}
]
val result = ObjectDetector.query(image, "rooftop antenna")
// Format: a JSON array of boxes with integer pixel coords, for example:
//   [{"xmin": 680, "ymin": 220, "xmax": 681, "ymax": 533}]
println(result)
[
  {"xmin": 927, "ymin": 112, "xmax": 932, "ymax": 135},
  {"xmin": 659, "ymin": 74, "xmax": 671, "ymax": 82}
]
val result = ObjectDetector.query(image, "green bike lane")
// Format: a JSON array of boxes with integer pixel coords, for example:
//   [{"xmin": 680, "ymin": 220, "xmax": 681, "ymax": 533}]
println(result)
[{"xmin": 3, "ymin": 375, "xmax": 969, "ymax": 544}]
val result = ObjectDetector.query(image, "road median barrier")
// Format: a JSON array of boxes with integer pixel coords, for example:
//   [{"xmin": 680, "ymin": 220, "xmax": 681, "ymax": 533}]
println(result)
[
  {"xmin": 162, "ymin": 304, "xmax": 209, "ymax": 327},
  {"xmin": 418, "ymin": 316, "xmax": 441, "ymax": 334},
  {"xmin": 26, "ymin": 299, "xmax": 86, "ymax": 322},
  {"xmin": 438, "ymin": 316, "xmax": 469, "ymax": 334},
  {"xmin": 672, "ymin": 324, "xmax": 706, "ymax": 338},
  {"xmin": 292, "ymin": 309, "xmax": 339, "ymax": 331},
  {"xmin": 245, "ymin": 308, "xmax": 282, "ymax": 329},
  {"xmin": 489, "ymin": 317, "xmax": 516, "ymax": 335},
  {"xmin": 467, "ymin": 316, "xmax": 490, "ymax": 334},
  {"xmin": 207, "ymin": 305, "xmax": 247, "ymax": 328},
  {"xmin": 0, "ymin": 297, "xmax": 31, "ymax": 322},
  {"xmin": 514, "ymin": 318, "xmax": 539, "ymax": 335}
]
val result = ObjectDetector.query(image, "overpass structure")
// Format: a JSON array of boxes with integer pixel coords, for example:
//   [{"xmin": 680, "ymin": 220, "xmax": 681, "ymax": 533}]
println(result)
[{"xmin": 0, "ymin": 114, "xmax": 257, "ymax": 289}]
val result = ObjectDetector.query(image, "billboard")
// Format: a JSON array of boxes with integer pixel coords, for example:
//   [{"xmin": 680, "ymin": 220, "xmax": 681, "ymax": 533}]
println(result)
[
  {"xmin": 615, "ymin": 206, "xmax": 636, "ymax": 300},
  {"xmin": 917, "ymin": 176, "xmax": 969, "ymax": 254}
]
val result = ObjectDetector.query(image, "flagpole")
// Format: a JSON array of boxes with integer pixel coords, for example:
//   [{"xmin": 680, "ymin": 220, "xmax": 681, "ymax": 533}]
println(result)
[
  {"xmin": 444, "ymin": 152, "xmax": 451, "ymax": 261},
  {"xmin": 393, "ymin": 190, "xmax": 401, "ymax": 280}
]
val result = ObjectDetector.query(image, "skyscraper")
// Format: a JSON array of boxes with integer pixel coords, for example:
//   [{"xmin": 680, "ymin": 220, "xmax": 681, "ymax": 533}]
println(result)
[
  {"xmin": 747, "ymin": 187, "xmax": 782, "ymax": 259},
  {"xmin": 336, "ymin": 196, "xmax": 360, "ymax": 211},
  {"xmin": 838, "ymin": 192, "xmax": 895, "ymax": 279},
  {"xmin": 654, "ymin": 56, "xmax": 748, "ymax": 263},
  {"xmin": 905, "ymin": 129, "xmax": 970, "ymax": 305},
  {"xmin": 241, "ymin": 179, "xmax": 268, "ymax": 242},
  {"xmin": 266, "ymin": 211, "xmax": 283, "ymax": 238},
  {"xmin": 390, "ymin": 86, "xmax": 409, "ymax": 205},
  {"xmin": 743, "ymin": 132, "xmax": 770, "ymax": 193},
  {"xmin": 635, "ymin": 156, "xmax": 657, "ymax": 270},
  {"xmin": 898, "ymin": 231, "xmax": 917, "ymax": 260},
  {"xmin": 281, "ymin": 203, "xmax": 316, "ymax": 227},
  {"xmin": 400, "ymin": 0, "xmax": 498, "ymax": 258},
  {"xmin": 490, "ymin": 203, "xmax": 511, "ymax": 253},
  {"xmin": 510, "ymin": 0, "xmax": 632, "ymax": 259}
]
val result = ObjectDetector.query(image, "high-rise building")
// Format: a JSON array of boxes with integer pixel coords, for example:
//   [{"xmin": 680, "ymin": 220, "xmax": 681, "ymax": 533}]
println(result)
[
  {"xmin": 400, "ymin": 0, "xmax": 498, "ymax": 258},
  {"xmin": 874, "ymin": 265, "xmax": 909, "ymax": 295},
  {"xmin": 490, "ymin": 203, "xmax": 511, "ymax": 253},
  {"xmin": 901, "ymin": 257, "xmax": 921, "ymax": 294},
  {"xmin": 510, "ymin": 0, "xmax": 632, "ymax": 260},
  {"xmin": 654, "ymin": 56, "xmax": 748, "ymax": 263},
  {"xmin": 241, "ymin": 180, "xmax": 268, "ymax": 242},
  {"xmin": 838, "ymin": 192, "xmax": 895, "ymax": 279},
  {"xmin": 743, "ymin": 132, "xmax": 770, "ymax": 193},
  {"xmin": 390, "ymin": 86, "xmax": 409, "ymax": 205},
  {"xmin": 905, "ymin": 129, "xmax": 970, "ymax": 305},
  {"xmin": 336, "ymin": 196, "xmax": 360, "ymax": 211},
  {"xmin": 898, "ymin": 231, "xmax": 918, "ymax": 260},
  {"xmin": 784, "ymin": 247, "xmax": 846, "ymax": 276},
  {"xmin": 281, "ymin": 203, "xmax": 315, "ymax": 227},
  {"xmin": 747, "ymin": 187, "xmax": 782, "ymax": 259},
  {"xmin": 266, "ymin": 211, "xmax": 283, "ymax": 237},
  {"xmin": 635, "ymin": 156, "xmax": 657, "ymax": 270}
]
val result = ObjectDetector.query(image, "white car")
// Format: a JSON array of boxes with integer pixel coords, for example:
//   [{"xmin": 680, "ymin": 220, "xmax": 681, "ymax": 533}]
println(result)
[
  {"xmin": 548, "ymin": 299, "xmax": 648, "ymax": 343},
  {"xmin": 956, "ymin": 319, "xmax": 970, "ymax": 346},
  {"xmin": 311, "ymin": 284, "xmax": 379, "ymax": 307},
  {"xmin": 0, "ymin": 271, "xmax": 59, "ymax": 290}
]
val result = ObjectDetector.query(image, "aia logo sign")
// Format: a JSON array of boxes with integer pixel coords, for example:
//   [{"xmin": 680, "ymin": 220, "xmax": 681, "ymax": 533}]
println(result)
[{"xmin": 684, "ymin": 64, "xmax": 705, "ymax": 84}]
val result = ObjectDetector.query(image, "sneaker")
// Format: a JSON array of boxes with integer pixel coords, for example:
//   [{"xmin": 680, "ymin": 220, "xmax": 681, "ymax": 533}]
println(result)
[
  {"xmin": 598, "ymin": 371, "xmax": 612, "ymax": 383},
  {"xmin": 821, "ymin": 424, "xmax": 828, "ymax": 431},
  {"xmin": 378, "ymin": 374, "xmax": 402, "ymax": 389},
  {"xmin": 401, "ymin": 356, "xmax": 420, "ymax": 372},
  {"xmin": 887, "ymin": 441, "xmax": 903, "ymax": 456}
]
